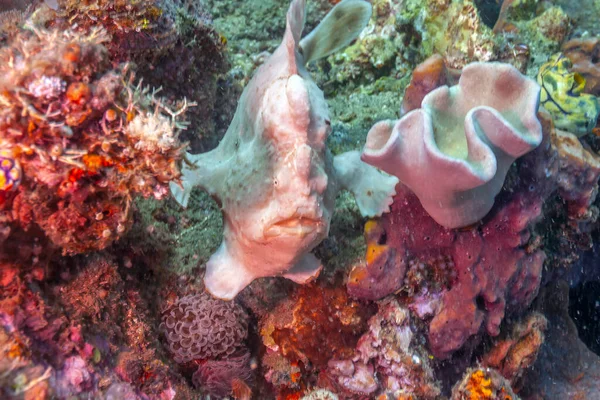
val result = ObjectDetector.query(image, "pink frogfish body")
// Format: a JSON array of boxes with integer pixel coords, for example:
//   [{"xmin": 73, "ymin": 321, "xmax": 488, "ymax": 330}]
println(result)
[{"xmin": 171, "ymin": 0, "xmax": 398, "ymax": 300}]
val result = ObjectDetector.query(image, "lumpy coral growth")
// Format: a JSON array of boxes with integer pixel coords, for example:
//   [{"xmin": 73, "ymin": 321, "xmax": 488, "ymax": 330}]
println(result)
[
  {"xmin": 0, "ymin": 25, "xmax": 192, "ymax": 255},
  {"xmin": 160, "ymin": 292, "xmax": 249, "ymax": 363}
]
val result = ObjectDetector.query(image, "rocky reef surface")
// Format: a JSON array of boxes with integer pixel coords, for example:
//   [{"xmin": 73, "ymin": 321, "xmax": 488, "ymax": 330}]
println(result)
[{"xmin": 1, "ymin": 0, "xmax": 600, "ymax": 399}]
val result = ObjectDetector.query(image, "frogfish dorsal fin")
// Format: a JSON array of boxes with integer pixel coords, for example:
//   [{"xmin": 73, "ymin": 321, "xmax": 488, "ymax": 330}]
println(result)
[
  {"xmin": 299, "ymin": 0, "xmax": 372, "ymax": 64},
  {"xmin": 283, "ymin": 0, "xmax": 307, "ymax": 75}
]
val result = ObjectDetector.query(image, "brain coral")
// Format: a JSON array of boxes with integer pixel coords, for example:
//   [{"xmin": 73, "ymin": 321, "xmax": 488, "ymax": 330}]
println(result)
[{"xmin": 160, "ymin": 293, "xmax": 248, "ymax": 363}]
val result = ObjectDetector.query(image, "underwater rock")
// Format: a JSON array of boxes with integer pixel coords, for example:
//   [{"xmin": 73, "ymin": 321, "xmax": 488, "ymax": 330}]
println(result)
[
  {"xmin": 521, "ymin": 280, "xmax": 600, "ymax": 399},
  {"xmin": 362, "ymin": 62, "xmax": 543, "ymax": 228},
  {"xmin": 172, "ymin": 0, "xmax": 398, "ymax": 300},
  {"xmin": 482, "ymin": 312, "xmax": 547, "ymax": 386},
  {"xmin": 537, "ymin": 53, "xmax": 600, "ymax": 137}
]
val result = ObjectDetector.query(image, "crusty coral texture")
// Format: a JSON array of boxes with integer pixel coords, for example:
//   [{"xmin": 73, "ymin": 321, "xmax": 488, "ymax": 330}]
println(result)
[
  {"xmin": 362, "ymin": 62, "xmax": 543, "ymax": 228},
  {"xmin": 0, "ymin": 26, "xmax": 191, "ymax": 254}
]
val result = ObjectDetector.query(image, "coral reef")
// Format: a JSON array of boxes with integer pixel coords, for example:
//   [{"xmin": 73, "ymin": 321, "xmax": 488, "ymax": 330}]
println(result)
[
  {"xmin": 362, "ymin": 62, "xmax": 543, "ymax": 228},
  {"xmin": 1, "ymin": 0, "xmax": 600, "ymax": 398},
  {"xmin": 259, "ymin": 283, "xmax": 372, "ymax": 393},
  {"xmin": 0, "ymin": 255, "xmax": 190, "ymax": 399},
  {"xmin": 50, "ymin": 0, "xmax": 229, "ymax": 152},
  {"xmin": 537, "ymin": 53, "xmax": 600, "ymax": 137},
  {"xmin": 0, "ymin": 25, "xmax": 191, "ymax": 255}
]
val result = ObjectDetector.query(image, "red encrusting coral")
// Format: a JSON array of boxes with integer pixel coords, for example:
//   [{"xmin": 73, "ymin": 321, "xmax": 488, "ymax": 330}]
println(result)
[{"xmin": 259, "ymin": 283, "xmax": 374, "ymax": 394}]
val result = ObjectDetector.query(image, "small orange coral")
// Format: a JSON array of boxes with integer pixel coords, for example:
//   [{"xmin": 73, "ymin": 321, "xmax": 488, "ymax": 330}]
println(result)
[
  {"xmin": 452, "ymin": 368, "xmax": 517, "ymax": 400},
  {"xmin": 465, "ymin": 370, "xmax": 493, "ymax": 399}
]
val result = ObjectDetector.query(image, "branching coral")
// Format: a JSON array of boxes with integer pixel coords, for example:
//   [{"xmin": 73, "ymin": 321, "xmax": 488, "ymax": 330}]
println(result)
[{"xmin": 0, "ymin": 26, "xmax": 192, "ymax": 254}]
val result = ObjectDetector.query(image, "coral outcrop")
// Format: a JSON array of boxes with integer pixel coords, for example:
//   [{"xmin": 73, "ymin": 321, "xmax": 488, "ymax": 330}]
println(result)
[
  {"xmin": 51, "ymin": 0, "xmax": 229, "ymax": 151},
  {"xmin": 348, "ymin": 183, "xmax": 545, "ymax": 359},
  {"xmin": 259, "ymin": 283, "xmax": 372, "ymax": 393},
  {"xmin": 351, "ymin": 107, "xmax": 600, "ymax": 362},
  {"xmin": 362, "ymin": 62, "xmax": 543, "ymax": 228},
  {"xmin": 0, "ymin": 25, "xmax": 191, "ymax": 255},
  {"xmin": 326, "ymin": 298, "xmax": 441, "ymax": 398}
]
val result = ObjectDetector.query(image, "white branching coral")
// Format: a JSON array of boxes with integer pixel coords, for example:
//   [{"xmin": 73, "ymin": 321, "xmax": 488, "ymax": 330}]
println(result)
[
  {"xmin": 125, "ymin": 111, "xmax": 178, "ymax": 152},
  {"xmin": 121, "ymin": 78, "xmax": 194, "ymax": 153}
]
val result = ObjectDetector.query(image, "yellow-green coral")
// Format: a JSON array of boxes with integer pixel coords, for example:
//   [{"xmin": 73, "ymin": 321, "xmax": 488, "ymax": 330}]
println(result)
[{"xmin": 537, "ymin": 53, "xmax": 600, "ymax": 137}]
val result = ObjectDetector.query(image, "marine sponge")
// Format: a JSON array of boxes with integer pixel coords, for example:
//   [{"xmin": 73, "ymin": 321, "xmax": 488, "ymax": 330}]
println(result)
[
  {"xmin": 362, "ymin": 62, "xmax": 542, "ymax": 228},
  {"xmin": 160, "ymin": 293, "xmax": 248, "ymax": 363}
]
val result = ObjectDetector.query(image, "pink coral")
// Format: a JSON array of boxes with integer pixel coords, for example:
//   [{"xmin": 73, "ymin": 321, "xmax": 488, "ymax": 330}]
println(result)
[
  {"xmin": 327, "ymin": 299, "xmax": 440, "ymax": 398},
  {"xmin": 160, "ymin": 293, "xmax": 248, "ymax": 363},
  {"xmin": 192, "ymin": 351, "xmax": 253, "ymax": 397}
]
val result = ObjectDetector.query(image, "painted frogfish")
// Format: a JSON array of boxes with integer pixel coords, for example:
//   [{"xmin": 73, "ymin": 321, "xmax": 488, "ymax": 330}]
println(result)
[{"xmin": 171, "ymin": 0, "xmax": 398, "ymax": 300}]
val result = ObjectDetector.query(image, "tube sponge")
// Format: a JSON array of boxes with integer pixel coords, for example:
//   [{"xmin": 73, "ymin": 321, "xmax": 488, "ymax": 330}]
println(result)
[{"xmin": 361, "ymin": 62, "xmax": 543, "ymax": 228}]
